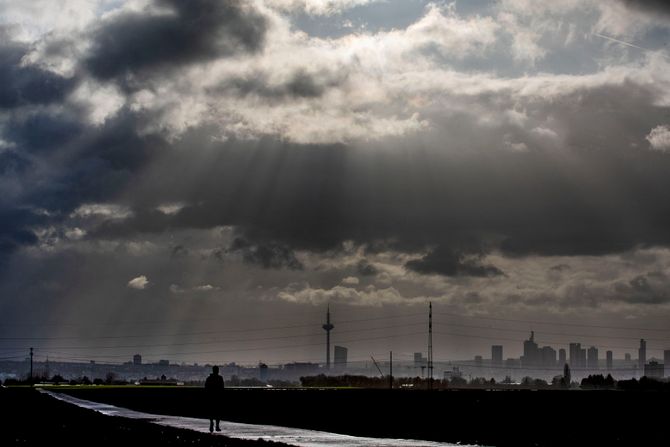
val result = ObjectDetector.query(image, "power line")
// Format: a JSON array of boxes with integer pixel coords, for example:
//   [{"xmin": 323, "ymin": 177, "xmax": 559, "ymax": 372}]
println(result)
[
  {"xmin": 0, "ymin": 322, "xmax": 426, "ymax": 350},
  {"xmin": 432, "ymin": 321, "xmax": 670, "ymax": 343},
  {"xmin": 0, "ymin": 311, "xmax": 426, "ymax": 330},
  {"xmin": 0, "ymin": 312, "xmax": 426, "ymax": 341},
  {"xmin": 432, "ymin": 331, "xmax": 666, "ymax": 353},
  {"xmin": 9, "ymin": 330, "xmax": 429, "ymax": 360},
  {"xmin": 433, "ymin": 311, "xmax": 670, "ymax": 333}
]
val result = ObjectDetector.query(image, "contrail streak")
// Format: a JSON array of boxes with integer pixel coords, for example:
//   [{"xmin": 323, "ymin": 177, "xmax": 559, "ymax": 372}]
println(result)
[
  {"xmin": 594, "ymin": 32, "xmax": 653, "ymax": 52},
  {"xmin": 594, "ymin": 32, "xmax": 670, "ymax": 61}
]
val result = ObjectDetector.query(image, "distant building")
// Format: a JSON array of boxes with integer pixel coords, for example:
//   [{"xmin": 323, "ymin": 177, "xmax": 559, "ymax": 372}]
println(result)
[
  {"xmin": 522, "ymin": 332, "xmax": 540, "ymax": 367},
  {"xmin": 569, "ymin": 343, "xmax": 583, "ymax": 368},
  {"xmin": 638, "ymin": 339, "xmax": 646, "ymax": 372},
  {"xmin": 625, "ymin": 353, "xmax": 631, "ymax": 362},
  {"xmin": 491, "ymin": 345, "xmax": 503, "ymax": 367},
  {"xmin": 644, "ymin": 360, "xmax": 664, "ymax": 379},
  {"xmin": 158, "ymin": 359, "xmax": 169, "ymax": 366},
  {"xmin": 506, "ymin": 358, "xmax": 520, "ymax": 369},
  {"xmin": 334, "ymin": 345, "xmax": 348, "ymax": 370},
  {"xmin": 606, "ymin": 351, "xmax": 613, "ymax": 371},
  {"xmin": 133, "ymin": 354, "xmax": 142, "ymax": 365},
  {"xmin": 665, "ymin": 350, "xmax": 670, "ymax": 377},
  {"xmin": 580, "ymin": 348, "xmax": 587, "ymax": 368},
  {"xmin": 259, "ymin": 363, "xmax": 268, "ymax": 381},
  {"xmin": 443, "ymin": 366, "xmax": 462, "ymax": 380},
  {"xmin": 284, "ymin": 362, "xmax": 319, "ymax": 377},
  {"xmin": 474, "ymin": 355, "xmax": 483, "ymax": 367},
  {"xmin": 414, "ymin": 352, "xmax": 427, "ymax": 367},
  {"xmin": 587, "ymin": 347, "xmax": 599, "ymax": 370},
  {"xmin": 558, "ymin": 349, "xmax": 566, "ymax": 366},
  {"xmin": 540, "ymin": 346, "xmax": 557, "ymax": 367}
]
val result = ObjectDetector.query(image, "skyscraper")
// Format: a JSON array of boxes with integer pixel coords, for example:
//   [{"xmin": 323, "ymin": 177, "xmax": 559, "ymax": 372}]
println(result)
[
  {"xmin": 334, "ymin": 345, "xmax": 347, "ymax": 370},
  {"xmin": 638, "ymin": 339, "xmax": 646, "ymax": 372},
  {"xmin": 522, "ymin": 331, "xmax": 539, "ymax": 367},
  {"xmin": 606, "ymin": 351, "xmax": 613, "ymax": 371},
  {"xmin": 558, "ymin": 348, "xmax": 567, "ymax": 366},
  {"xmin": 587, "ymin": 346, "xmax": 599, "ymax": 370},
  {"xmin": 133, "ymin": 354, "xmax": 142, "ymax": 365},
  {"xmin": 569, "ymin": 343, "xmax": 582, "ymax": 368},
  {"xmin": 665, "ymin": 350, "xmax": 670, "ymax": 378},
  {"xmin": 492, "ymin": 345, "xmax": 503, "ymax": 367},
  {"xmin": 540, "ymin": 346, "xmax": 557, "ymax": 367}
]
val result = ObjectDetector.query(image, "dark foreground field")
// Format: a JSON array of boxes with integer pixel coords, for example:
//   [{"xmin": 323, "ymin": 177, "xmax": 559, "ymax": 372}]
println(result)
[
  {"xmin": 0, "ymin": 387, "xmax": 286, "ymax": 447},
  {"xmin": 55, "ymin": 386, "xmax": 667, "ymax": 447}
]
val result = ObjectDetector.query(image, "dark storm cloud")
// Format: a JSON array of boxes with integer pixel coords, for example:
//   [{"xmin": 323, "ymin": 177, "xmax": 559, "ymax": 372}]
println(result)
[
  {"xmin": 217, "ymin": 69, "xmax": 346, "ymax": 100},
  {"xmin": 405, "ymin": 246, "xmax": 503, "ymax": 278},
  {"xmin": 356, "ymin": 259, "xmax": 378, "ymax": 276},
  {"xmin": 84, "ymin": 0, "xmax": 267, "ymax": 82},
  {"xmin": 5, "ymin": 112, "xmax": 83, "ymax": 153},
  {"xmin": 0, "ymin": 150, "xmax": 31, "ymax": 175},
  {"xmin": 230, "ymin": 237, "xmax": 303, "ymax": 270},
  {"xmin": 0, "ymin": 208, "xmax": 41, "ymax": 261},
  {"xmin": 614, "ymin": 273, "xmax": 670, "ymax": 304},
  {"xmin": 85, "ymin": 78, "xmax": 670, "ymax": 261},
  {"xmin": 170, "ymin": 244, "xmax": 188, "ymax": 258},
  {"xmin": 20, "ymin": 111, "xmax": 166, "ymax": 212},
  {"xmin": 0, "ymin": 38, "xmax": 76, "ymax": 109}
]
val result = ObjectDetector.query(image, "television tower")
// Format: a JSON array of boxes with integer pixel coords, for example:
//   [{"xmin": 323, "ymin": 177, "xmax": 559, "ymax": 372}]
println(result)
[{"xmin": 322, "ymin": 304, "xmax": 334, "ymax": 369}]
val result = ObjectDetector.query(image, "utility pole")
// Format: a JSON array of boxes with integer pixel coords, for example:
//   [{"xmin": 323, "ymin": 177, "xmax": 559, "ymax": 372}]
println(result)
[
  {"xmin": 428, "ymin": 302, "xmax": 433, "ymax": 390},
  {"xmin": 29, "ymin": 347, "xmax": 33, "ymax": 384},
  {"xmin": 389, "ymin": 351, "xmax": 393, "ymax": 389}
]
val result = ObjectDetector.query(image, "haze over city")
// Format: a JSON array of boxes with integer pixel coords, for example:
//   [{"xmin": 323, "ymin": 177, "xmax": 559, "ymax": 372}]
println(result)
[{"xmin": 2, "ymin": 0, "xmax": 670, "ymax": 374}]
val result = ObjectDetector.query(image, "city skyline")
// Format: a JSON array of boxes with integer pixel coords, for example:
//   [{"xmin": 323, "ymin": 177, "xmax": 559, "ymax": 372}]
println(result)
[
  {"xmin": 4, "ymin": 305, "xmax": 669, "ymax": 375},
  {"xmin": 2, "ymin": 1, "xmax": 670, "ymax": 369}
]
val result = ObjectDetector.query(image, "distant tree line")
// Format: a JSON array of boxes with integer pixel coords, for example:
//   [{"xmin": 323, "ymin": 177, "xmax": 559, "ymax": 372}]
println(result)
[{"xmin": 298, "ymin": 373, "xmax": 670, "ymax": 391}]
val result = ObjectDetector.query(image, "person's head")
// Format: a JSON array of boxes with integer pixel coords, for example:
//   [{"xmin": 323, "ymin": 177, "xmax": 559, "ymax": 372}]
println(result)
[{"xmin": 212, "ymin": 365, "xmax": 219, "ymax": 375}]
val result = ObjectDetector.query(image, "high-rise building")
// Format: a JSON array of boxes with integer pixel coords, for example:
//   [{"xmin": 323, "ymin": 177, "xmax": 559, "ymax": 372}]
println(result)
[
  {"xmin": 625, "ymin": 353, "xmax": 631, "ymax": 362},
  {"xmin": 638, "ymin": 339, "xmax": 646, "ymax": 372},
  {"xmin": 665, "ymin": 350, "xmax": 670, "ymax": 377},
  {"xmin": 606, "ymin": 351, "xmax": 613, "ymax": 371},
  {"xmin": 587, "ymin": 346, "xmax": 599, "ymax": 370},
  {"xmin": 334, "ymin": 345, "xmax": 348, "ymax": 370},
  {"xmin": 492, "ymin": 345, "xmax": 503, "ymax": 367},
  {"xmin": 540, "ymin": 346, "xmax": 557, "ymax": 367},
  {"xmin": 558, "ymin": 348, "xmax": 567, "ymax": 366},
  {"xmin": 522, "ymin": 331, "xmax": 539, "ymax": 367},
  {"xmin": 644, "ymin": 360, "xmax": 663, "ymax": 379},
  {"xmin": 414, "ymin": 352, "xmax": 427, "ymax": 367},
  {"xmin": 569, "ymin": 343, "xmax": 582, "ymax": 368},
  {"xmin": 133, "ymin": 354, "xmax": 142, "ymax": 365},
  {"xmin": 474, "ymin": 355, "xmax": 483, "ymax": 367},
  {"xmin": 259, "ymin": 363, "xmax": 268, "ymax": 381}
]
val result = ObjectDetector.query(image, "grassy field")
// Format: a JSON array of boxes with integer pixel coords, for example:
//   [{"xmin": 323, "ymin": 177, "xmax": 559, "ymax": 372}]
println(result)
[{"xmin": 40, "ymin": 385, "xmax": 668, "ymax": 447}]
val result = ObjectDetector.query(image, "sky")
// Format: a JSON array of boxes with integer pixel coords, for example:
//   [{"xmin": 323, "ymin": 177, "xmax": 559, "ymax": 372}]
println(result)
[{"xmin": 1, "ymin": 0, "xmax": 670, "ymax": 368}]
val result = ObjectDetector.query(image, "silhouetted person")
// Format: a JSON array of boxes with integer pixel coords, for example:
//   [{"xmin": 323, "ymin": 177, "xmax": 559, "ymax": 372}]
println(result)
[{"xmin": 205, "ymin": 365, "xmax": 224, "ymax": 432}]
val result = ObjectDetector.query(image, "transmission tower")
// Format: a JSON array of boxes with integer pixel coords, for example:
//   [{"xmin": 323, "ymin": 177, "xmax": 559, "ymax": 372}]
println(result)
[{"xmin": 428, "ymin": 302, "xmax": 433, "ymax": 389}]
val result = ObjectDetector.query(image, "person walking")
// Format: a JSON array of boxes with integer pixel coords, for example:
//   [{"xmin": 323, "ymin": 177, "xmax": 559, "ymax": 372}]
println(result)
[{"xmin": 205, "ymin": 365, "xmax": 224, "ymax": 432}]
